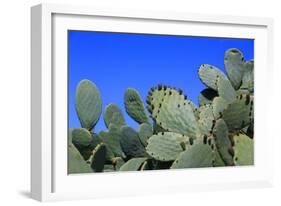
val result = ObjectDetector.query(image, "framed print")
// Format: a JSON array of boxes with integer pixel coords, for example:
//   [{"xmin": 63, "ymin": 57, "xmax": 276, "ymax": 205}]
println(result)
[{"xmin": 31, "ymin": 3, "xmax": 274, "ymax": 201}]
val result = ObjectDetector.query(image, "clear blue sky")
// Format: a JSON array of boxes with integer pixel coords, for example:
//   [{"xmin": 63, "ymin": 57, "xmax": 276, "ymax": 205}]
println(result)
[{"xmin": 68, "ymin": 30, "xmax": 254, "ymax": 132}]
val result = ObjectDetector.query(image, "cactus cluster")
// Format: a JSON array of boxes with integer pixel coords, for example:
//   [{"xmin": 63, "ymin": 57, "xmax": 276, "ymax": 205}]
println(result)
[{"xmin": 68, "ymin": 48, "xmax": 254, "ymax": 174}]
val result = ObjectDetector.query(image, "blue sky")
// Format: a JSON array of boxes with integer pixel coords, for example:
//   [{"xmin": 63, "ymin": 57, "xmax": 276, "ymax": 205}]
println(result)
[{"xmin": 68, "ymin": 31, "xmax": 254, "ymax": 132}]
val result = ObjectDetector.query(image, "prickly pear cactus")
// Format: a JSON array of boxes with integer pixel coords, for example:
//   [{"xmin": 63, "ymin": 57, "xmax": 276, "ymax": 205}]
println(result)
[
  {"xmin": 198, "ymin": 64, "xmax": 227, "ymax": 91},
  {"xmin": 171, "ymin": 143, "xmax": 214, "ymax": 169},
  {"xmin": 68, "ymin": 48, "xmax": 254, "ymax": 174},
  {"xmin": 240, "ymin": 60, "xmax": 254, "ymax": 93},
  {"xmin": 99, "ymin": 124, "xmax": 125, "ymax": 158},
  {"xmin": 104, "ymin": 103, "xmax": 126, "ymax": 128},
  {"xmin": 213, "ymin": 119, "xmax": 234, "ymax": 166},
  {"xmin": 212, "ymin": 97, "xmax": 228, "ymax": 119},
  {"xmin": 224, "ymin": 48, "xmax": 245, "ymax": 90},
  {"xmin": 75, "ymin": 80, "xmax": 102, "ymax": 131},
  {"xmin": 146, "ymin": 132, "xmax": 190, "ymax": 161},
  {"xmin": 233, "ymin": 134, "xmax": 254, "ymax": 165},
  {"xmin": 146, "ymin": 85, "xmax": 200, "ymax": 140},
  {"xmin": 124, "ymin": 88, "xmax": 150, "ymax": 124},
  {"xmin": 72, "ymin": 128, "xmax": 100, "ymax": 160},
  {"xmin": 138, "ymin": 123, "xmax": 153, "ymax": 147},
  {"xmin": 90, "ymin": 143, "xmax": 107, "ymax": 172},
  {"xmin": 119, "ymin": 157, "xmax": 147, "ymax": 171},
  {"xmin": 216, "ymin": 76, "xmax": 236, "ymax": 103},
  {"xmin": 198, "ymin": 104, "xmax": 215, "ymax": 135},
  {"xmin": 222, "ymin": 94, "xmax": 253, "ymax": 132},
  {"xmin": 120, "ymin": 126, "xmax": 147, "ymax": 158},
  {"xmin": 68, "ymin": 143, "xmax": 92, "ymax": 174}
]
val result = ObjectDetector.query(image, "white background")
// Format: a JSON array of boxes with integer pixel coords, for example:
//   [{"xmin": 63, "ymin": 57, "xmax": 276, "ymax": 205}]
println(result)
[{"xmin": 0, "ymin": 0, "xmax": 280, "ymax": 205}]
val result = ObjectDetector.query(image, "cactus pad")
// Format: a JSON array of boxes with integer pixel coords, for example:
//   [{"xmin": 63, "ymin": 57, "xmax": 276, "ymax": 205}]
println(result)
[
  {"xmin": 138, "ymin": 123, "xmax": 153, "ymax": 146},
  {"xmin": 120, "ymin": 126, "xmax": 146, "ymax": 158},
  {"xmin": 213, "ymin": 119, "xmax": 234, "ymax": 166},
  {"xmin": 198, "ymin": 104, "xmax": 215, "ymax": 135},
  {"xmin": 104, "ymin": 103, "xmax": 126, "ymax": 128},
  {"xmin": 171, "ymin": 143, "xmax": 214, "ymax": 169},
  {"xmin": 124, "ymin": 88, "xmax": 150, "ymax": 124},
  {"xmin": 146, "ymin": 132, "xmax": 190, "ymax": 161},
  {"xmin": 233, "ymin": 134, "xmax": 254, "ymax": 165},
  {"xmin": 224, "ymin": 48, "xmax": 245, "ymax": 90},
  {"xmin": 222, "ymin": 94, "xmax": 253, "ymax": 132},
  {"xmin": 99, "ymin": 124, "xmax": 125, "ymax": 158},
  {"xmin": 198, "ymin": 64, "xmax": 228, "ymax": 90},
  {"xmin": 216, "ymin": 76, "xmax": 236, "ymax": 103},
  {"xmin": 72, "ymin": 128, "xmax": 98, "ymax": 160},
  {"xmin": 212, "ymin": 97, "xmax": 228, "ymax": 119},
  {"xmin": 147, "ymin": 85, "xmax": 200, "ymax": 140},
  {"xmin": 75, "ymin": 79, "xmax": 102, "ymax": 130},
  {"xmin": 72, "ymin": 128, "xmax": 93, "ymax": 147},
  {"xmin": 90, "ymin": 144, "xmax": 107, "ymax": 172},
  {"xmin": 68, "ymin": 143, "xmax": 92, "ymax": 174},
  {"xmin": 119, "ymin": 157, "xmax": 147, "ymax": 171},
  {"xmin": 240, "ymin": 60, "xmax": 254, "ymax": 93}
]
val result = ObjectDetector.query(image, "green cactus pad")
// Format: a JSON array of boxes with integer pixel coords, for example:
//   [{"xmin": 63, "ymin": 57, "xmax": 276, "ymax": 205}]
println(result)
[
  {"xmin": 90, "ymin": 144, "xmax": 107, "ymax": 172},
  {"xmin": 72, "ymin": 128, "xmax": 98, "ymax": 160},
  {"xmin": 216, "ymin": 76, "xmax": 236, "ymax": 103},
  {"xmin": 146, "ymin": 132, "xmax": 189, "ymax": 161},
  {"xmin": 171, "ymin": 143, "xmax": 214, "ymax": 169},
  {"xmin": 147, "ymin": 86, "xmax": 200, "ymax": 140},
  {"xmin": 198, "ymin": 104, "xmax": 215, "ymax": 135},
  {"xmin": 212, "ymin": 97, "xmax": 228, "ymax": 119},
  {"xmin": 72, "ymin": 128, "xmax": 93, "ymax": 147},
  {"xmin": 99, "ymin": 124, "xmax": 125, "ymax": 158},
  {"xmin": 233, "ymin": 134, "xmax": 254, "ymax": 166},
  {"xmin": 198, "ymin": 88, "xmax": 218, "ymax": 106},
  {"xmin": 213, "ymin": 119, "xmax": 234, "ymax": 166},
  {"xmin": 98, "ymin": 131, "xmax": 115, "ymax": 161},
  {"xmin": 224, "ymin": 48, "xmax": 245, "ymax": 90},
  {"xmin": 222, "ymin": 94, "xmax": 253, "ymax": 132},
  {"xmin": 240, "ymin": 60, "xmax": 254, "ymax": 93},
  {"xmin": 198, "ymin": 64, "xmax": 228, "ymax": 90},
  {"xmin": 104, "ymin": 104, "xmax": 126, "ymax": 128},
  {"xmin": 119, "ymin": 157, "xmax": 147, "ymax": 171},
  {"xmin": 138, "ymin": 123, "xmax": 153, "ymax": 146},
  {"xmin": 120, "ymin": 126, "xmax": 146, "ymax": 158},
  {"xmin": 68, "ymin": 143, "xmax": 92, "ymax": 174},
  {"xmin": 75, "ymin": 79, "xmax": 102, "ymax": 130},
  {"xmin": 124, "ymin": 88, "xmax": 150, "ymax": 124}
]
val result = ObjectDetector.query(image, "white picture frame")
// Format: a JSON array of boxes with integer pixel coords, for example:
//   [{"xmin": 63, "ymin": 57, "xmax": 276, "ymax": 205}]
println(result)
[{"xmin": 31, "ymin": 3, "xmax": 274, "ymax": 202}]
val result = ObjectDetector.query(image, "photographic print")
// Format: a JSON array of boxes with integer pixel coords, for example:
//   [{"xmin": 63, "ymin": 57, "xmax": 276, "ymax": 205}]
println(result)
[{"xmin": 67, "ymin": 31, "xmax": 254, "ymax": 174}]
